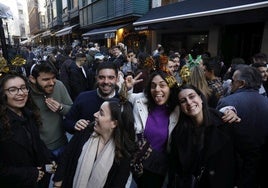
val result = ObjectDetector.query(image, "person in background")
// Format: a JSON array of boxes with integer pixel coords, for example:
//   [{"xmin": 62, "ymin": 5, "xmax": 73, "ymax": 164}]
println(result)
[
  {"xmin": 169, "ymin": 53, "xmax": 181, "ymax": 75},
  {"xmin": 222, "ymin": 57, "xmax": 246, "ymax": 96},
  {"xmin": 29, "ymin": 61, "xmax": 73, "ymax": 162},
  {"xmin": 59, "ymin": 45, "xmax": 74, "ymax": 94},
  {"xmin": 251, "ymin": 62, "xmax": 268, "ymax": 96},
  {"xmin": 188, "ymin": 66, "xmax": 218, "ymax": 108},
  {"xmin": 202, "ymin": 57, "xmax": 224, "ymax": 100},
  {"xmin": 0, "ymin": 72, "xmax": 53, "ymax": 187},
  {"xmin": 53, "ymin": 98, "xmax": 136, "ymax": 188},
  {"xmin": 133, "ymin": 53, "xmax": 155, "ymax": 93},
  {"xmin": 168, "ymin": 84, "xmax": 237, "ymax": 188},
  {"xmin": 152, "ymin": 44, "xmax": 164, "ymax": 57},
  {"xmin": 47, "ymin": 48, "xmax": 60, "ymax": 77},
  {"xmin": 60, "ymin": 52, "xmax": 94, "ymax": 100},
  {"xmin": 252, "ymin": 52, "xmax": 267, "ymax": 64},
  {"xmin": 108, "ymin": 45, "xmax": 126, "ymax": 69},
  {"xmin": 217, "ymin": 65, "xmax": 268, "ymax": 188},
  {"xmin": 121, "ymin": 49, "xmax": 138, "ymax": 77},
  {"xmin": 166, "ymin": 57, "xmax": 182, "ymax": 84}
]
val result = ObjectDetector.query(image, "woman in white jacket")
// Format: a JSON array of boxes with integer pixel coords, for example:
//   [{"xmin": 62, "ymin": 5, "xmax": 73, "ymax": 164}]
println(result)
[
  {"xmin": 129, "ymin": 70, "xmax": 180, "ymax": 188},
  {"xmin": 128, "ymin": 70, "xmax": 240, "ymax": 188}
]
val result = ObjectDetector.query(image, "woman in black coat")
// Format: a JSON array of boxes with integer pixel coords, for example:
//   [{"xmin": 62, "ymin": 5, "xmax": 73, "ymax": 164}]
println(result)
[
  {"xmin": 53, "ymin": 98, "xmax": 136, "ymax": 188},
  {"xmin": 0, "ymin": 72, "xmax": 52, "ymax": 188},
  {"xmin": 168, "ymin": 84, "xmax": 236, "ymax": 188}
]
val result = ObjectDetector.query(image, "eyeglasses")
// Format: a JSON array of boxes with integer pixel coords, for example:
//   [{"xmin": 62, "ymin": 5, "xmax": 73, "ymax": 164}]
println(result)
[{"xmin": 5, "ymin": 85, "xmax": 29, "ymax": 95}]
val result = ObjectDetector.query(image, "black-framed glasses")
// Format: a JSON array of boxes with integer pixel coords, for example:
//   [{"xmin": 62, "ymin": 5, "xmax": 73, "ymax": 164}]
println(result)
[{"xmin": 5, "ymin": 85, "xmax": 29, "ymax": 95}]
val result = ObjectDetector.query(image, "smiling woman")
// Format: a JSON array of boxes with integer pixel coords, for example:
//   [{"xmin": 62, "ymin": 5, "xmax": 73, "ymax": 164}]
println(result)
[
  {"xmin": 168, "ymin": 84, "xmax": 237, "ymax": 188},
  {"xmin": 53, "ymin": 98, "xmax": 136, "ymax": 188},
  {"xmin": 0, "ymin": 72, "xmax": 52, "ymax": 187}
]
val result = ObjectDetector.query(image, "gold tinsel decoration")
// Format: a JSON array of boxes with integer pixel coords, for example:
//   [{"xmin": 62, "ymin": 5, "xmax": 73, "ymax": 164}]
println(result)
[
  {"xmin": 0, "ymin": 55, "xmax": 26, "ymax": 77},
  {"xmin": 11, "ymin": 55, "xmax": 26, "ymax": 66},
  {"xmin": 165, "ymin": 75, "xmax": 178, "ymax": 88},
  {"xmin": 0, "ymin": 56, "xmax": 9, "ymax": 75},
  {"xmin": 180, "ymin": 65, "xmax": 191, "ymax": 84},
  {"xmin": 144, "ymin": 56, "xmax": 155, "ymax": 70}
]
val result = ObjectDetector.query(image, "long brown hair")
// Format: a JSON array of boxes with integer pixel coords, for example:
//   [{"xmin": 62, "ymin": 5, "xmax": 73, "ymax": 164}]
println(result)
[{"xmin": 0, "ymin": 72, "xmax": 42, "ymax": 138}]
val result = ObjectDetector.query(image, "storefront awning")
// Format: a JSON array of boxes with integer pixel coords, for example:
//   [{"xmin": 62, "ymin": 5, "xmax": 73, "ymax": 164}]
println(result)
[
  {"xmin": 133, "ymin": 0, "xmax": 268, "ymax": 27},
  {"xmin": 41, "ymin": 30, "xmax": 52, "ymax": 38},
  {"xmin": 32, "ymin": 33, "xmax": 42, "ymax": 40},
  {"xmin": 55, "ymin": 24, "xmax": 79, "ymax": 37},
  {"xmin": 82, "ymin": 24, "xmax": 127, "ymax": 38}
]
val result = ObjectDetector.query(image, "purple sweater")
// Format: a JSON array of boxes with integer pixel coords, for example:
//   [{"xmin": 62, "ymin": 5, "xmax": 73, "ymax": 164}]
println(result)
[{"xmin": 144, "ymin": 105, "xmax": 169, "ymax": 153}]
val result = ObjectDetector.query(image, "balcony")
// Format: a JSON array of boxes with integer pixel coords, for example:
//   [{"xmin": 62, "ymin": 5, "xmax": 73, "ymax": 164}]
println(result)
[{"xmin": 79, "ymin": 0, "xmax": 150, "ymax": 28}]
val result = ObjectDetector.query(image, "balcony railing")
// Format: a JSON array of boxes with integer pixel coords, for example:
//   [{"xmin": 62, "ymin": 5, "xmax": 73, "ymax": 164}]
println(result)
[{"xmin": 79, "ymin": 0, "xmax": 149, "ymax": 28}]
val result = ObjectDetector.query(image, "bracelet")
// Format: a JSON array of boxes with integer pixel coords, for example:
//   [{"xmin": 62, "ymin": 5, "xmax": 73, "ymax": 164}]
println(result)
[{"xmin": 53, "ymin": 184, "xmax": 61, "ymax": 188}]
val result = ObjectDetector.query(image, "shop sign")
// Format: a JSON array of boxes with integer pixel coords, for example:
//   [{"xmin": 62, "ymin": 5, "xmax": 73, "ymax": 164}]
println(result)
[
  {"xmin": 104, "ymin": 32, "xmax": 115, "ymax": 39},
  {"xmin": 134, "ymin": 26, "xmax": 148, "ymax": 31}
]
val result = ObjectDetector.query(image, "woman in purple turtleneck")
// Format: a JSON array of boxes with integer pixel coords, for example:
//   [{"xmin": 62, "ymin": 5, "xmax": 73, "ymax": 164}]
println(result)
[{"xmin": 128, "ymin": 70, "xmax": 180, "ymax": 188}]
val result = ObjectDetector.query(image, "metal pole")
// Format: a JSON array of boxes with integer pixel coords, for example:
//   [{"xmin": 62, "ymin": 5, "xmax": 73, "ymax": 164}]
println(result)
[
  {"xmin": 5, "ymin": 22, "xmax": 11, "ymax": 46},
  {"xmin": 0, "ymin": 18, "xmax": 9, "ymax": 62}
]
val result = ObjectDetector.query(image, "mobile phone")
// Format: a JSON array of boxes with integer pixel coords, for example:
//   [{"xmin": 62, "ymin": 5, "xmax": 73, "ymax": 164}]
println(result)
[{"xmin": 45, "ymin": 164, "xmax": 55, "ymax": 173}]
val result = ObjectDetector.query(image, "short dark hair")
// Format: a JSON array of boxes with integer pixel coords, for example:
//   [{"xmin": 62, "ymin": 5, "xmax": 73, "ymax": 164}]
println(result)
[
  {"xmin": 75, "ymin": 52, "xmax": 86, "ymax": 59},
  {"xmin": 251, "ymin": 62, "xmax": 267, "ymax": 68},
  {"xmin": 203, "ymin": 57, "xmax": 222, "ymax": 77},
  {"xmin": 30, "ymin": 61, "xmax": 57, "ymax": 78},
  {"xmin": 96, "ymin": 62, "xmax": 118, "ymax": 76},
  {"xmin": 235, "ymin": 65, "xmax": 262, "ymax": 90},
  {"xmin": 88, "ymin": 42, "xmax": 94, "ymax": 48},
  {"xmin": 64, "ymin": 45, "xmax": 73, "ymax": 56}
]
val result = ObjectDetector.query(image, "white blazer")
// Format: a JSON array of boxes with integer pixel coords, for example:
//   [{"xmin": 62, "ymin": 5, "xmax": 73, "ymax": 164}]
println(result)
[{"xmin": 128, "ymin": 92, "xmax": 180, "ymax": 150}]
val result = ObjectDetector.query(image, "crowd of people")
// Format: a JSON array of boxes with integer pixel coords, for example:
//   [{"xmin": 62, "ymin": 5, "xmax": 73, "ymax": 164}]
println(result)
[{"xmin": 0, "ymin": 42, "xmax": 268, "ymax": 188}]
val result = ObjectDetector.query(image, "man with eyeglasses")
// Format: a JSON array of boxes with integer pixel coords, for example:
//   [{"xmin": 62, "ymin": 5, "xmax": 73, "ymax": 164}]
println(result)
[{"xmin": 29, "ymin": 61, "xmax": 73, "ymax": 162}]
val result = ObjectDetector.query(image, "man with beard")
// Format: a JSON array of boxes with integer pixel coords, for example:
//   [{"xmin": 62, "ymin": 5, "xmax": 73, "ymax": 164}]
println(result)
[
  {"xmin": 64, "ymin": 62, "xmax": 141, "ymax": 134},
  {"xmin": 29, "ymin": 61, "xmax": 73, "ymax": 162}
]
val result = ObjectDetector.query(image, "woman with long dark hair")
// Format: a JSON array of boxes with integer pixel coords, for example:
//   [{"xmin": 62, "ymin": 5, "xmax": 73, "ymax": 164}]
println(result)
[
  {"xmin": 0, "ymin": 72, "xmax": 52, "ymax": 187},
  {"xmin": 53, "ymin": 98, "xmax": 136, "ymax": 188},
  {"xmin": 168, "ymin": 84, "xmax": 236, "ymax": 188}
]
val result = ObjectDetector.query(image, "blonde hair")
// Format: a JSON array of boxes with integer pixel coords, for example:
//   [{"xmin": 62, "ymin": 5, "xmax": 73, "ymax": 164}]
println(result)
[{"xmin": 188, "ymin": 66, "xmax": 212, "ymax": 99}]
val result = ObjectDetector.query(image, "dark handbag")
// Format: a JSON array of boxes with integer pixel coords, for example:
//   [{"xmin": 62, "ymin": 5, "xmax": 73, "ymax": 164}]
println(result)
[{"xmin": 130, "ymin": 133, "xmax": 152, "ymax": 177}]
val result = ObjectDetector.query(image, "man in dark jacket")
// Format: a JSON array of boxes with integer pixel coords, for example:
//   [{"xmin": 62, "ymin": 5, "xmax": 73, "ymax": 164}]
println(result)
[
  {"xmin": 217, "ymin": 65, "xmax": 268, "ymax": 188},
  {"xmin": 60, "ymin": 52, "xmax": 94, "ymax": 100}
]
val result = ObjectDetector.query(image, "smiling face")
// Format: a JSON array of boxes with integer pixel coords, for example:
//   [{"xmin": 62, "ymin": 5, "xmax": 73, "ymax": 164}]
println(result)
[
  {"xmin": 150, "ymin": 75, "xmax": 170, "ymax": 106},
  {"xmin": 257, "ymin": 66, "xmax": 268, "ymax": 82},
  {"xmin": 93, "ymin": 101, "xmax": 117, "ymax": 136},
  {"xmin": 96, "ymin": 68, "xmax": 118, "ymax": 97},
  {"xmin": 31, "ymin": 72, "xmax": 56, "ymax": 94},
  {"xmin": 167, "ymin": 60, "xmax": 176, "ymax": 75},
  {"xmin": 178, "ymin": 88, "xmax": 203, "ymax": 120},
  {"xmin": 4, "ymin": 77, "xmax": 29, "ymax": 114}
]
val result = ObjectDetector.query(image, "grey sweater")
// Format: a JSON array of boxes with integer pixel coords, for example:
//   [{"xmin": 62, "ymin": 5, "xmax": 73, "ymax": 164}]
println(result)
[{"xmin": 30, "ymin": 80, "xmax": 73, "ymax": 150}]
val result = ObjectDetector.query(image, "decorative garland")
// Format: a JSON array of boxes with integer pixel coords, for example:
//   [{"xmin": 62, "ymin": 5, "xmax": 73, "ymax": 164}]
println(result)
[
  {"xmin": 0, "ymin": 55, "xmax": 26, "ymax": 77},
  {"xmin": 180, "ymin": 54, "xmax": 202, "ymax": 83}
]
